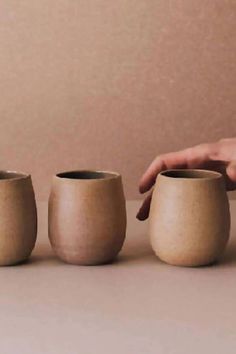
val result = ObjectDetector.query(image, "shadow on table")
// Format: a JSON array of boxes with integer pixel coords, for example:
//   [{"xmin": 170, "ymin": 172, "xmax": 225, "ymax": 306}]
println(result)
[
  {"xmin": 27, "ymin": 234, "xmax": 157, "ymax": 267},
  {"xmin": 0, "ymin": 244, "xmax": 58, "ymax": 268},
  {"xmin": 26, "ymin": 243, "xmax": 60, "ymax": 266},
  {"xmin": 119, "ymin": 233, "xmax": 236, "ymax": 268},
  {"xmin": 217, "ymin": 238, "xmax": 236, "ymax": 267},
  {"xmin": 118, "ymin": 235, "xmax": 157, "ymax": 265},
  {"xmin": 14, "ymin": 233, "xmax": 236, "ymax": 268},
  {"xmin": 13, "ymin": 237, "xmax": 154, "ymax": 267}
]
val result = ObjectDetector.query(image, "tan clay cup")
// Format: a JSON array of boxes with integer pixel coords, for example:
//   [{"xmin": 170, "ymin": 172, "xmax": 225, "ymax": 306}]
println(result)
[
  {"xmin": 0, "ymin": 171, "xmax": 37, "ymax": 265},
  {"xmin": 48, "ymin": 170, "xmax": 127, "ymax": 265},
  {"xmin": 149, "ymin": 169, "xmax": 230, "ymax": 267}
]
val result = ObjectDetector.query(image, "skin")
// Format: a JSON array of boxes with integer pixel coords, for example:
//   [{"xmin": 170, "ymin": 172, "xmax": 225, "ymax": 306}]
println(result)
[{"xmin": 137, "ymin": 138, "xmax": 236, "ymax": 221}]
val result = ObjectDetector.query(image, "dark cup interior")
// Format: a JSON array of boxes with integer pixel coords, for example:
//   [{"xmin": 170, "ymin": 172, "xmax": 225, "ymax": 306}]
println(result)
[
  {"xmin": 0, "ymin": 171, "xmax": 28, "ymax": 180},
  {"xmin": 160, "ymin": 169, "xmax": 221, "ymax": 179},
  {"xmin": 56, "ymin": 170, "xmax": 118, "ymax": 180}
]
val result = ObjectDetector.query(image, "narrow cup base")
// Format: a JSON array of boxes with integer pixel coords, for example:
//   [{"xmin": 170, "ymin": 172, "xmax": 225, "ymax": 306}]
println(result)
[
  {"xmin": 51, "ymin": 244, "xmax": 120, "ymax": 266},
  {"xmin": 153, "ymin": 251, "xmax": 221, "ymax": 267},
  {"xmin": 57, "ymin": 255, "xmax": 117, "ymax": 266}
]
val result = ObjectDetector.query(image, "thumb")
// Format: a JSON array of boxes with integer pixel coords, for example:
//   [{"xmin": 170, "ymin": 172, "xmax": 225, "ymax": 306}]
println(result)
[{"xmin": 226, "ymin": 161, "xmax": 236, "ymax": 182}]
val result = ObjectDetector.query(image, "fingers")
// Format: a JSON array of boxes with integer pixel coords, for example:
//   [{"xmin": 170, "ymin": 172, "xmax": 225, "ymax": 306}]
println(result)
[
  {"xmin": 211, "ymin": 138, "xmax": 236, "ymax": 161},
  {"xmin": 136, "ymin": 193, "xmax": 152, "ymax": 221},
  {"xmin": 139, "ymin": 157, "xmax": 166, "ymax": 194},
  {"xmin": 226, "ymin": 161, "xmax": 236, "ymax": 185},
  {"xmin": 139, "ymin": 143, "xmax": 219, "ymax": 194},
  {"xmin": 137, "ymin": 140, "xmax": 236, "ymax": 221},
  {"xmin": 139, "ymin": 149, "xmax": 190, "ymax": 194}
]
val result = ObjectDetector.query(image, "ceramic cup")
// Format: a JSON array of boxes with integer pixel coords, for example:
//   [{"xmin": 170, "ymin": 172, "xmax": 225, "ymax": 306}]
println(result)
[
  {"xmin": 149, "ymin": 169, "xmax": 230, "ymax": 267},
  {"xmin": 0, "ymin": 170, "xmax": 37, "ymax": 265},
  {"xmin": 48, "ymin": 170, "xmax": 127, "ymax": 265}
]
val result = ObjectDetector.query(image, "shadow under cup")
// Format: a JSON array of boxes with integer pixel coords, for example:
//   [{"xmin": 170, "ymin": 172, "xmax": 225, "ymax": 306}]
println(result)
[
  {"xmin": 0, "ymin": 170, "xmax": 37, "ymax": 266},
  {"xmin": 149, "ymin": 169, "xmax": 231, "ymax": 267},
  {"xmin": 48, "ymin": 170, "xmax": 127, "ymax": 265}
]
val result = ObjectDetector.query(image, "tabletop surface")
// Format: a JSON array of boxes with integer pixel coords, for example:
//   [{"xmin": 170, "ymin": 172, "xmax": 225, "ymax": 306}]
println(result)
[{"xmin": 1, "ymin": 200, "xmax": 236, "ymax": 354}]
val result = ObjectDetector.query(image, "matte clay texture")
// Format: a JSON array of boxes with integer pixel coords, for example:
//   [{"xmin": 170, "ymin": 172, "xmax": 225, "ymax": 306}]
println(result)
[
  {"xmin": 0, "ymin": 171, "xmax": 37, "ymax": 265},
  {"xmin": 48, "ymin": 171, "xmax": 127, "ymax": 265},
  {"xmin": 149, "ymin": 169, "xmax": 230, "ymax": 267}
]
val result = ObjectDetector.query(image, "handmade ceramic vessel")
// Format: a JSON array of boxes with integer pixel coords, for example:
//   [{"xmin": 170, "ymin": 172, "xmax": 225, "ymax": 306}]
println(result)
[
  {"xmin": 149, "ymin": 169, "xmax": 230, "ymax": 267},
  {"xmin": 0, "ymin": 171, "xmax": 37, "ymax": 265},
  {"xmin": 48, "ymin": 170, "xmax": 127, "ymax": 265}
]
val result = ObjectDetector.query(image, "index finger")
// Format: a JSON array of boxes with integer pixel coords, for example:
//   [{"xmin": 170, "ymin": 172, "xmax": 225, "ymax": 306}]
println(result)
[
  {"xmin": 139, "ymin": 143, "xmax": 219, "ymax": 194},
  {"xmin": 139, "ymin": 150, "xmax": 189, "ymax": 193}
]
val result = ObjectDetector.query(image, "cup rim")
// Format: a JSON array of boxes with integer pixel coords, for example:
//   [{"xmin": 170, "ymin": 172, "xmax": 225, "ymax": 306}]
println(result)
[
  {"xmin": 55, "ymin": 170, "xmax": 121, "ymax": 181},
  {"xmin": 159, "ymin": 169, "xmax": 222, "ymax": 180},
  {"xmin": 0, "ymin": 170, "xmax": 30, "ymax": 181}
]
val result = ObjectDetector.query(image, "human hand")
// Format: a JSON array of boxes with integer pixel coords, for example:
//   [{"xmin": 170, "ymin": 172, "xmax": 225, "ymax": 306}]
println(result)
[{"xmin": 137, "ymin": 138, "xmax": 236, "ymax": 221}]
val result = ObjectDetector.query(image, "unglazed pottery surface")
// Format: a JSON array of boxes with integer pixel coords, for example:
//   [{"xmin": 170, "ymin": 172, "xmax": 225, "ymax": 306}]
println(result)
[
  {"xmin": 149, "ymin": 169, "xmax": 230, "ymax": 267},
  {"xmin": 48, "ymin": 170, "xmax": 127, "ymax": 265},
  {"xmin": 0, "ymin": 171, "xmax": 37, "ymax": 265}
]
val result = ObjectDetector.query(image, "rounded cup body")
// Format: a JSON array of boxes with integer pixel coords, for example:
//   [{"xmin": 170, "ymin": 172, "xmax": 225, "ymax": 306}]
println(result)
[
  {"xmin": 149, "ymin": 169, "xmax": 230, "ymax": 267},
  {"xmin": 0, "ymin": 171, "xmax": 37, "ymax": 265},
  {"xmin": 48, "ymin": 170, "xmax": 127, "ymax": 265}
]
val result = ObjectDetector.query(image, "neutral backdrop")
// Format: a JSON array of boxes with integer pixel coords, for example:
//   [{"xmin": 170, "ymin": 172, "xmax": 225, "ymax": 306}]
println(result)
[{"xmin": 0, "ymin": 0, "xmax": 235, "ymax": 200}]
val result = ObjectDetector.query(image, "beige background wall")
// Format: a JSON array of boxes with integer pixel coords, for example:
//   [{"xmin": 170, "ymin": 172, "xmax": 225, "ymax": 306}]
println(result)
[{"xmin": 0, "ymin": 0, "xmax": 235, "ymax": 200}]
